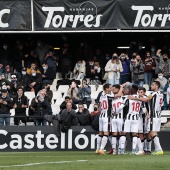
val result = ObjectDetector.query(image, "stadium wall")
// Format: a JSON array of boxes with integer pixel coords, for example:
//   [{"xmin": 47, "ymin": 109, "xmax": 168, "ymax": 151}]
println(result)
[{"xmin": 0, "ymin": 126, "xmax": 169, "ymax": 151}]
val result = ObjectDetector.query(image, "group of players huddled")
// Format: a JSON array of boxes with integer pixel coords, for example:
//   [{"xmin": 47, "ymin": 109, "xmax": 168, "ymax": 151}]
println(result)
[{"xmin": 96, "ymin": 81, "xmax": 164, "ymax": 155}]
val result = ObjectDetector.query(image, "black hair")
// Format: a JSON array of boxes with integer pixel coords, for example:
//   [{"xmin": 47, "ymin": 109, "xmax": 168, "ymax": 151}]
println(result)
[
  {"xmin": 112, "ymin": 84, "xmax": 120, "ymax": 89},
  {"xmin": 42, "ymin": 61, "xmax": 47, "ymax": 65},
  {"xmin": 65, "ymin": 96, "xmax": 70, "ymax": 100},
  {"xmin": 152, "ymin": 81, "xmax": 161, "ymax": 88},
  {"xmin": 138, "ymin": 87, "xmax": 146, "ymax": 92},
  {"xmin": 103, "ymin": 83, "xmax": 110, "ymax": 90},
  {"xmin": 131, "ymin": 84, "xmax": 138, "ymax": 94}
]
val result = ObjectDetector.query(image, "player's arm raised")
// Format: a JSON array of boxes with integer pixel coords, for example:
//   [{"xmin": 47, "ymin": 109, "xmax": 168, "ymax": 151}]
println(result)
[{"xmin": 115, "ymin": 83, "xmax": 127, "ymax": 98}]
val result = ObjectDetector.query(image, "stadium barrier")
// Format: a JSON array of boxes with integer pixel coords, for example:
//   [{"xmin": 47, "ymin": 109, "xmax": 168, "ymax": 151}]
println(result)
[{"xmin": 0, "ymin": 126, "xmax": 170, "ymax": 152}]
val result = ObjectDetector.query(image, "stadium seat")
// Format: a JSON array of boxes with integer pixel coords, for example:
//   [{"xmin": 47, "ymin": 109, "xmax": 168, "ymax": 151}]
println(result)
[
  {"xmin": 51, "ymin": 91, "xmax": 63, "ymax": 104},
  {"xmin": 24, "ymin": 92, "xmax": 35, "ymax": 101},
  {"xmin": 161, "ymin": 117, "xmax": 167, "ymax": 124},
  {"xmin": 55, "ymin": 97, "xmax": 64, "ymax": 105},
  {"xmin": 91, "ymin": 91, "xmax": 99, "ymax": 104},
  {"xmin": 10, "ymin": 108, "xmax": 15, "ymax": 116},
  {"xmin": 56, "ymin": 72, "xmax": 62, "ymax": 79},
  {"xmin": 52, "ymin": 79, "xmax": 58, "ymax": 86},
  {"xmin": 58, "ymin": 85, "xmax": 69, "ymax": 93},
  {"xmin": 97, "ymin": 85, "xmax": 103, "ymax": 92},
  {"xmin": 89, "ymin": 104, "xmax": 94, "ymax": 113},
  {"xmin": 143, "ymin": 84, "xmax": 149, "ymax": 91},
  {"xmin": 89, "ymin": 85, "xmax": 96, "ymax": 92},
  {"xmin": 51, "ymin": 104, "xmax": 60, "ymax": 115},
  {"xmin": 50, "ymin": 85, "xmax": 56, "ymax": 91},
  {"xmin": 161, "ymin": 110, "xmax": 170, "ymax": 118}
]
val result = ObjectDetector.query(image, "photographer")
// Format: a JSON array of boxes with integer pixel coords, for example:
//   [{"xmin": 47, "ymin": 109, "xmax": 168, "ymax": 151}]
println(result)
[
  {"xmin": 0, "ymin": 89, "xmax": 13, "ymax": 126},
  {"xmin": 78, "ymin": 79, "xmax": 91, "ymax": 108},
  {"xmin": 30, "ymin": 90, "xmax": 51, "ymax": 126},
  {"xmin": 13, "ymin": 87, "xmax": 28, "ymax": 125}
]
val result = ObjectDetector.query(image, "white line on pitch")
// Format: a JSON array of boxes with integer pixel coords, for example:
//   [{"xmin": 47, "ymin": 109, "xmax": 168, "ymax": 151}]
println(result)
[{"xmin": 0, "ymin": 160, "xmax": 88, "ymax": 168}]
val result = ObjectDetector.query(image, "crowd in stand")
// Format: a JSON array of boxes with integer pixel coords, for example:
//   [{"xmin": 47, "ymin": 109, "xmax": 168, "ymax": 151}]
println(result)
[{"xmin": 0, "ymin": 37, "xmax": 170, "ymax": 127}]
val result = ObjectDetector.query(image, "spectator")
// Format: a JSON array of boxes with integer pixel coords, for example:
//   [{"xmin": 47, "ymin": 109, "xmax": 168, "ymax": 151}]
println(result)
[
  {"xmin": 73, "ymin": 59, "xmax": 86, "ymax": 80},
  {"xmin": 78, "ymin": 79, "xmax": 91, "ymax": 108},
  {"xmin": 76, "ymin": 103, "xmax": 91, "ymax": 126},
  {"xmin": 0, "ymin": 64, "xmax": 4, "ymax": 75},
  {"xmin": 103, "ymin": 52, "xmax": 111, "ymax": 69},
  {"xmin": 60, "ymin": 96, "xmax": 77, "ymax": 111},
  {"xmin": 120, "ymin": 53, "xmax": 130, "ymax": 84},
  {"xmin": 28, "ymin": 68, "xmax": 42, "ymax": 95},
  {"xmin": 85, "ymin": 59, "xmax": 94, "ymax": 79},
  {"xmin": 91, "ymin": 103, "xmax": 101, "ymax": 116},
  {"xmin": 152, "ymin": 49, "xmax": 162, "ymax": 78},
  {"xmin": 89, "ymin": 62, "xmax": 102, "ymax": 88},
  {"xmin": 44, "ymin": 51, "xmax": 57, "ymax": 74},
  {"xmin": 30, "ymin": 90, "xmax": 51, "ymax": 126},
  {"xmin": 0, "ymin": 74, "xmax": 11, "ymax": 95},
  {"xmin": 41, "ymin": 62, "xmax": 55, "ymax": 84},
  {"xmin": 60, "ymin": 47, "xmax": 72, "ymax": 79},
  {"xmin": 9, "ymin": 74, "xmax": 22, "ymax": 98},
  {"xmin": 94, "ymin": 49, "xmax": 104, "ymax": 68},
  {"xmin": 91, "ymin": 103, "xmax": 100, "ymax": 131},
  {"xmin": 144, "ymin": 52, "xmax": 156, "ymax": 88},
  {"xmin": 42, "ymin": 83, "xmax": 53, "ymax": 103},
  {"xmin": 12, "ymin": 43, "xmax": 25, "ymax": 81},
  {"xmin": 166, "ymin": 78, "xmax": 170, "ymax": 110},
  {"xmin": 155, "ymin": 72, "xmax": 167, "ymax": 92},
  {"xmin": 163, "ymin": 79, "xmax": 169, "ymax": 110},
  {"xmin": 159, "ymin": 53, "xmax": 170, "ymax": 79},
  {"xmin": 60, "ymin": 102, "xmax": 78, "ymax": 131},
  {"xmin": 13, "ymin": 87, "xmax": 28, "ymax": 125},
  {"xmin": 35, "ymin": 40, "xmax": 50, "ymax": 64},
  {"xmin": 0, "ymin": 89, "xmax": 13, "ymax": 126},
  {"xmin": 67, "ymin": 80, "xmax": 79, "ymax": 104},
  {"xmin": 105, "ymin": 53, "xmax": 123, "ymax": 85},
  {"xmin": 4, "ymin": 65, "xmax": 12, "ymax": 79},
  {"xmin": 130, "ymin": 55, "xmax": 145, "ymax": 87},
  {"xmin": 20, "ymin": 67, "xmax": 30, "ymax": 91},
  {"xmin": 26, "ymin": 62, "xmax": 41, "ymax": 75}
]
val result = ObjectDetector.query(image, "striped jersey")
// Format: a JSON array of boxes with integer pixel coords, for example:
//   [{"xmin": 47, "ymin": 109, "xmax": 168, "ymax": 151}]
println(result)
[
  {"xmin": 112, "ymin": 96, "xmax": 125, "ymax": 119},
  {"xmin": 148, "ymin": 91, "xmax": 163, "ymax": 118},
  {"xmin": 122, "ymin": 95, "xmax": 143, "ymax": 120},
  {"xmin": 99, "ymin": 92, "xmax": 114, "ymax": 118}
]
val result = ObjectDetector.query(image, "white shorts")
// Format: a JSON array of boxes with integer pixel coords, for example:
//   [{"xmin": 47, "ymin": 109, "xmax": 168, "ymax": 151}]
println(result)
[
  {"xmin": 111, "ymin": 118, "xmax": 123, "ymax": 132},
  {"xmin": 123, "ymin": 119, "xmax": 138, "ymax": 133},
  {"xmin": 147, "ymin": 118, "xmax": 161, "ymax": 132},
  {"xmin": 138, "ymin": 116, "xmax": 145, "ymax": 133},
  {"xmin": 99, "ymin": 117, "xmax": 111, "ymax": 132}
]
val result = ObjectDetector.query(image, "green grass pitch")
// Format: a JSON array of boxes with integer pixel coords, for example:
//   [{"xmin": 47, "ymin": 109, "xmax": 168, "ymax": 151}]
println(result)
[{"xmin": 0, "ymin": 151, "xmax": 169, "ymax": 170}]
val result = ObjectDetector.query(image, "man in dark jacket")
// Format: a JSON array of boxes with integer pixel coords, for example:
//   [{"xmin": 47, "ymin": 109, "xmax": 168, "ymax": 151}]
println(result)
[
  {"xmin": 41, "ymin": 62, "xmax": 56, "ymax": 84},
  {"xmin": 13, "ymin": 87, "xmax": 28, "ymax": 125},
  {"xmin": 30, "ymin": 90, "xmax": 51, "ymax": 126},
  {"xmin": 28, "ymin": 68, "xmax": 42, "ymax": 95},
  {"xmin": 76, "ymin": 103, "xmax": 91, "ymax": 126},
  {"xmin": 0, "ymin": 89, "xmax": 13, "ymax": 126},
  {"xmin": 60, "ymin": 96, "xmax": 77, "ymax": 111}
]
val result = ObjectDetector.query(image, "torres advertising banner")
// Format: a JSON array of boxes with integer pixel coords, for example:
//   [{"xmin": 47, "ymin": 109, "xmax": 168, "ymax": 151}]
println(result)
[
  {"xmin": 0, "ymin": 0, "xmax": 170, "ymax": 32},
  {"xmin": 0, "ymin": 0, "xmax": 31, "ymax": 31},
  {"xmin": 33, "ymin": 0, "xmax": 170, "ymax": 31}
]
